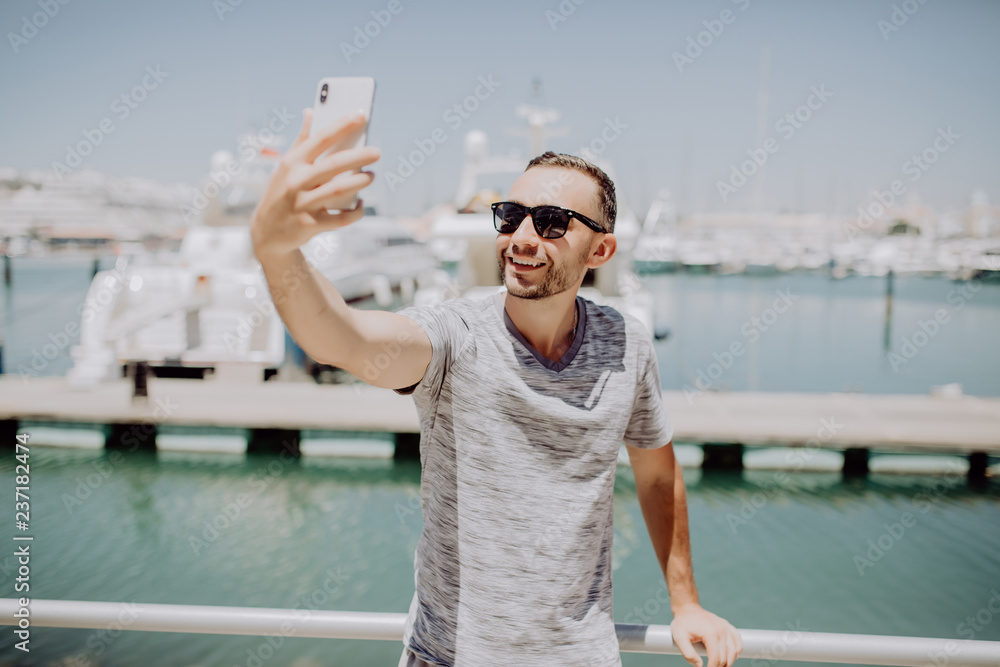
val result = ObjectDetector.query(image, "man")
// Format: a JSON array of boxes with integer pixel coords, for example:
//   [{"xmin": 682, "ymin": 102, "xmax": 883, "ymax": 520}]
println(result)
[{"xmin": 251, "ymin": 109, "xmax": 743, "ymax": 667}]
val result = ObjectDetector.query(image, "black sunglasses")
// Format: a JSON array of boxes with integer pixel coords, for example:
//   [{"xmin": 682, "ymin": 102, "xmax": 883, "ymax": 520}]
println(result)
[{"xmin": 491, "ymin": 201, "xmax": 605, "ymax": 239}]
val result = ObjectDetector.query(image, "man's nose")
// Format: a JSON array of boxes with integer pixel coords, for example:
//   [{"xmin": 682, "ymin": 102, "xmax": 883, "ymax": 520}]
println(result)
[{"xmin": 510, "ymin": 215, "xmax": 540, "ymax": 245}]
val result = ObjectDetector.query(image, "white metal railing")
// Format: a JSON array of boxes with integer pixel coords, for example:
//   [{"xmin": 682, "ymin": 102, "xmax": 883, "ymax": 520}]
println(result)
[{"xmin": 3, "ymin": 599, "xmax": 999, "ymax": 666}]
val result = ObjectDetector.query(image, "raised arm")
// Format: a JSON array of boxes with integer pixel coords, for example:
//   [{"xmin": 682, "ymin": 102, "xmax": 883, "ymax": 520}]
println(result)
[
  {"xmin": 626, "ymin": 442, "xmax": 743, "ymax": 667},
  {"xmin": 250, "ymin": 109, "xmax": 431, "ymax": 390}
]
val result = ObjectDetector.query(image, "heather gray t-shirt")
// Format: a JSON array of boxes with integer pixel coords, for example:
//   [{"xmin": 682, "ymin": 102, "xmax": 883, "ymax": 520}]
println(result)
[{"xmin": 393, "ymin": 291, "xmax": 673, "ymax": 666}]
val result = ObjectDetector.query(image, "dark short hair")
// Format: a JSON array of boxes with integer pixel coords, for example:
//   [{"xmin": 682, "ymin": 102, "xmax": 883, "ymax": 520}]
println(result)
[{"xmin": 525, "ymin": 151, "xmax": 617, "ymax": 233}]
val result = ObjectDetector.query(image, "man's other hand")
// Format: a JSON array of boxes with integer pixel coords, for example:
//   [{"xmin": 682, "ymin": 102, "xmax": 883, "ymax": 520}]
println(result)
[{"xmin": 670, "ymin": 603, "xmax": 742, "ymax": 667}]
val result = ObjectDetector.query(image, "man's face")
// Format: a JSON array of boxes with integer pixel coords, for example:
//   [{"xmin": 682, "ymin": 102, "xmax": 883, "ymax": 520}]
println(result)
[{"xmin": 496, "ymin": 167, "xmax": 607, "ymax": 300}]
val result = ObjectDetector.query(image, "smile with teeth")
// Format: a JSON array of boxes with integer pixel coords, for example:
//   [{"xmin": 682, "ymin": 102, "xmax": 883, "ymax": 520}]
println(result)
[{"xmin": 508, "ymin": 256, "xmax": 545, "ymax": 269}]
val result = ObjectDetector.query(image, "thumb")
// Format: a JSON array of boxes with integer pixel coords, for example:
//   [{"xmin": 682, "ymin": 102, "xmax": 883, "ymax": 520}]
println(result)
[{"xmin": 673, "ymin": 633, "xmax": 703, "ymax": 667}]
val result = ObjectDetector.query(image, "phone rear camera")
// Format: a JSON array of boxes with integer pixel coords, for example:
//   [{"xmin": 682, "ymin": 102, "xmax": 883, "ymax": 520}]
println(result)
[{"xmin": 320, "ymin": 83, "xmax": 328, "ymax": 103}]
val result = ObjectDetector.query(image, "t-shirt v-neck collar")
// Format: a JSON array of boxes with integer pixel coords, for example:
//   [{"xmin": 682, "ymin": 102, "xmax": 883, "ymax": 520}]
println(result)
[{"xmin": 492, "ymin": 291, "xmax": 586, "ymax": 372}]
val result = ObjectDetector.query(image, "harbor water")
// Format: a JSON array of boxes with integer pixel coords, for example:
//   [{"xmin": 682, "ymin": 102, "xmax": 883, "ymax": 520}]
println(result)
[
  {"xmin": 3, "ymin": 255, "xmax": 1000, "ymax": 395},
  {"xmin": 1, "ymin": 255, "xmax": 998, "ymax": 666}
]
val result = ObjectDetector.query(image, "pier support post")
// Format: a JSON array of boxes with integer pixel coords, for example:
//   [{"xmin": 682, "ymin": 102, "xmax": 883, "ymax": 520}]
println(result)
[
  {"xmin": 968, "ymin": 451, "xmax": 988, "ymax": 483},
  {"xmin": 843, "ymin": 448, "xmax": 869, "ymax": 476},
  {"xmin": 126, "ymin": 361, "xmax": 150, "ymax": 400},
  {"xmin": 701, "ymin": 443, "xmax": 744, "ymax": 471},
  {"xmin": 247, "ymin": 428, "xmax": 300, "ymax": 458},
  {"xmin": 1, "ymin": 419, "xmax": 18, "ymax": 447},
  {"xmin": 394, "ymin": 432, "xmax": 420, "ymax": 460},
  {"xmin": 106, "ymin": 422, "xmax": 157, "ymax": 451}
]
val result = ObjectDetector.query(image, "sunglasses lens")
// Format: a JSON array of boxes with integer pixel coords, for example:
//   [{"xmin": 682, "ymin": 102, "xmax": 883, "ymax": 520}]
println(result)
[
  {"xmin": 495, "ymin": 203, "xmax": 526, "ymax": 233},
  {"xmin": 493, "ymin": 204, "xmax": 572, "ymax": 238},
  {"xmin": 533, "ymin": 207, "xmax": 570, "ymax": 238}
]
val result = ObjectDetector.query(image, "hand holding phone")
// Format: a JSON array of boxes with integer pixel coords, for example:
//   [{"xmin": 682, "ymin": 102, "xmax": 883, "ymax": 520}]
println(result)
[{"xmin": 310, "ymin": 76, "xmax": 376, "ymax": 212}]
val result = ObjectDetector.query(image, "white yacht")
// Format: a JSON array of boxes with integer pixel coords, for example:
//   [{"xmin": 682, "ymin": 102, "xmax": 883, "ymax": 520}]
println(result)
[
  {"xmin": 66, "ymin": 133, "xmax": 437, "ymax": 386},
  {"xmin": 632, "ymin": 190, "xmax": 679, "ymax": 274}
]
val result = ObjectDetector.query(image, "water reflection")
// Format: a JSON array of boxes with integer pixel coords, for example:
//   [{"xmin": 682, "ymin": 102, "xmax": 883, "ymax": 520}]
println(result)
[{"xmin": 1, "ymin": 443, "xmax": 997, "ymax": 666}]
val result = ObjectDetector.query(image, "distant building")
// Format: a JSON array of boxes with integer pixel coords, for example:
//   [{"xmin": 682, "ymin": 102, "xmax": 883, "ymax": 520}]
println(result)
[{"xmin": 0, "ymin": 166, "xmax": 196, "ymax": 250}]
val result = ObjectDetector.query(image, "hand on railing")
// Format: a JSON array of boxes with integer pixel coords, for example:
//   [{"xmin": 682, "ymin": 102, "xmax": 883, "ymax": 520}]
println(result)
[{"xmin": 671, "ymin": 602, "xmax": 743, "ymax": 667}]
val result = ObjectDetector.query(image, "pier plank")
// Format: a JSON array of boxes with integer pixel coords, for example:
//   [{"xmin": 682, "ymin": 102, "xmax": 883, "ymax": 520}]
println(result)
[{"xmin": 1, "ymin": 377, "xmax": 998, "ymax": 454}]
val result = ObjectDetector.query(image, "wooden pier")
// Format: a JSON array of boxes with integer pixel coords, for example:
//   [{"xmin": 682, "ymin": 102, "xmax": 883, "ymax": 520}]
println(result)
[{"xmin": 1, "ymin": 377, "xmax": 997, "ymax": 478}]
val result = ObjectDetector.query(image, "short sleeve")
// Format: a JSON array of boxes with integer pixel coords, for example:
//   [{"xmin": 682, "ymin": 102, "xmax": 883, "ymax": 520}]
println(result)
[
  {"xmin": 391, "ymin": 302, "xmax": 471, "ymax": 397},
  {"xmin": 623, "ymin": 341, "xmax": 673, "ymax": 449}
]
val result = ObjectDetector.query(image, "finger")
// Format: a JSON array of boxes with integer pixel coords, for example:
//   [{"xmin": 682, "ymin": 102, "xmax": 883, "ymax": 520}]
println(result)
[
  {"xmin": 719, "ymin": 633, "xmax": 736, "ymax": 667},
  {"xmin": 701, "ymin": 632, "xmax": 729, "ymax": 667},
  {"xmin": 297, "ymin": 111, "xmax": 367, "ymax": 165},
  {"xmin": 294, "ymin": 146, "xmax": 381, "ymax": 192},
  {"xmin": 732, "ymin": 627, "xmax": 744, "ymax": 658},
  {"xmin": 673, "ymin": 634, "xmax": 702, "ymax": 667},
  {"xmin": 311, "ymin": 199, "xmax": 367, "ymax": 230},
  {"xmin": 297, "ymin": 171, "xmax": 374, "ymax": 212},
  {"xmin": 705, "ymin": 634, "xmax": 723, "ymax": 667},
  {"xmin": 288, "ymin": 108, "xmax": 312, "ymax": 152}
]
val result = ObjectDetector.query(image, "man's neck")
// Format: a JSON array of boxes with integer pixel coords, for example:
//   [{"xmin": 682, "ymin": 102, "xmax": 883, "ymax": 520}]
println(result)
[{"xmin": 502, "ymin": 290, "xmax": 579, "ymax": 363}]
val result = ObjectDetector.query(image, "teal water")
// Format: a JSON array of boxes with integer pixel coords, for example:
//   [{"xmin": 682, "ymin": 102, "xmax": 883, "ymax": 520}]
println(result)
[
  {"xmin": 646, "ymin": 272, "xmax": 1000, "ymax": 396},
  {"xmin": 0, "ymin": 255, "xmax": 998, "ymax": 666},
  {"xmin": 3, "ymin": 256, "xmax": 1000, "ymax": 395},
  {"xmin": 0, "ymin": 448, "xmax": 997, "ymax": 666}
]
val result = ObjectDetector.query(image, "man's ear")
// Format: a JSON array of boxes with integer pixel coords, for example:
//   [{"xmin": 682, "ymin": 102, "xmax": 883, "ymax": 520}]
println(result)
[{"xmin": 587, "ymin": 233, "xmax": 617, "ymax": 269}]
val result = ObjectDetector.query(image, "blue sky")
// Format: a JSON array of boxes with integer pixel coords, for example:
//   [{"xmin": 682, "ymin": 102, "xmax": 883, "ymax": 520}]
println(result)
[{"xmin": 2, "ymin": 0, "xmax": 998, "ymax": 217}]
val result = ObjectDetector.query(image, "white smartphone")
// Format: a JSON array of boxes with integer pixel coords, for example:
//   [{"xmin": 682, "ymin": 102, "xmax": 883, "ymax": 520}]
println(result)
[{"xmin": 310, "ymin": 76, "xmax": 376, "ymax": 212}]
